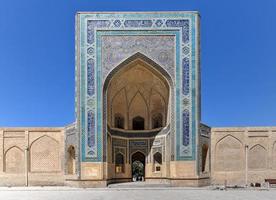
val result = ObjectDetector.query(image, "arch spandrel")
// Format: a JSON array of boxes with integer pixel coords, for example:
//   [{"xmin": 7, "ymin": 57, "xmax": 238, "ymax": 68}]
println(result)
[{"xmin": 102, "ymin": 41, "xmax": 175, "ymax": 84}]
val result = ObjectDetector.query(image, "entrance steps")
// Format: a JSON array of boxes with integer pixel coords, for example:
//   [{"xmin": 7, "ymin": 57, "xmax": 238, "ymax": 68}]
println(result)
[{"xmin": 108, "ymin": 182, "xmax": 171, "ymax": 188}]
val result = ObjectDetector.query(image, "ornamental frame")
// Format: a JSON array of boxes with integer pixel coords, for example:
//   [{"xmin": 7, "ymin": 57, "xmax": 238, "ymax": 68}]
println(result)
[{"xmin": 75, "ymin": 12, "xmax": 200, "ymax": 162}]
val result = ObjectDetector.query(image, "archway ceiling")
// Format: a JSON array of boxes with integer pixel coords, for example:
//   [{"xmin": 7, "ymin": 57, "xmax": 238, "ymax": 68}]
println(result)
[{"xmin": 108, "ymin": 63, "xmax": 169, "ymax": 106}]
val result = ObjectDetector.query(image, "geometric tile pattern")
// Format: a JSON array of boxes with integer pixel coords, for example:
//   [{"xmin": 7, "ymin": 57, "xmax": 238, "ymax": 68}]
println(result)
[{"xmin": 75, "ymin": 12, "xmax": 200, "ymax": 162}]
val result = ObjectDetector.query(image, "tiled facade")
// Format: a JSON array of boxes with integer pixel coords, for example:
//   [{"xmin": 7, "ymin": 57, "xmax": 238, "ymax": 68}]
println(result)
[
  {"xmin": 73, "ymin": 11, "xmax": 202, "ymax": 186},
  {"xmin": 75, "ymin": 12, "xmax": 200, "ymax": 163}
]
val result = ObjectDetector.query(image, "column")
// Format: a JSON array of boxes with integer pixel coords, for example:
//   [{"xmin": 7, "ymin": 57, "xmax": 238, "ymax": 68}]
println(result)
[
  {"xmin": 24, "ymin": 130, "xmax": 29, "ymax": 186},
  {"xmin": 245, "ymin": 144, "xmax": 248, "ymax": 187}
]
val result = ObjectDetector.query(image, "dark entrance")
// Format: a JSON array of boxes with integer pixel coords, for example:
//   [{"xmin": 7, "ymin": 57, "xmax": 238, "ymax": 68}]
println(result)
[
  {"xmin": 132, "ymin": 116, "xmax": 145, "ymax": 130},
  {"xmin": 131, "ymin": 152, "xmax": 145, "ymax": 181}
]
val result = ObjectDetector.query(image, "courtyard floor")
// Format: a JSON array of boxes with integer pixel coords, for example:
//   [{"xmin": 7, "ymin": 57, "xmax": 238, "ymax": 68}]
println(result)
[{"xmin": 0, "ymin": 186, "xmax": 276, "ymax": 200}]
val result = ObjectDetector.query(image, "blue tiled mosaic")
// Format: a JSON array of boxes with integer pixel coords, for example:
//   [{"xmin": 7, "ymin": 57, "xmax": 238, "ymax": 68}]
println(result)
[
  {"xmin": 87, "ymin": 110, "xmax": 95, "ymax": 155},
  {"xmin": 76, "ymin": 12, "xmax": 200, "ymax": 162},
  {"xmin": 87, "ymin": 58, "xmax": 95, "ymax": 96},
  {"xmin": 182, "ymin": 110, "xmax": 190, "ymax": 146}
]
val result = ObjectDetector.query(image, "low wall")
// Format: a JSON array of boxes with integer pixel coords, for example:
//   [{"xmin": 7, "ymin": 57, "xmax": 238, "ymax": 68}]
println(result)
[
  {"xmin": 211, "ymin": 127, "xmax": 276, "ymax": 186},
  {"xmin": 0, "ymin": 127, "xmax": 64, "ymax": 186}
]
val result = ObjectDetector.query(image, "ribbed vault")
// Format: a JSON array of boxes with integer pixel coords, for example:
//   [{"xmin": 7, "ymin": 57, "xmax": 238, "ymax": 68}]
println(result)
[{"xmin": 107, "ymin": 56, "xmax": 170, "ymax": 130}]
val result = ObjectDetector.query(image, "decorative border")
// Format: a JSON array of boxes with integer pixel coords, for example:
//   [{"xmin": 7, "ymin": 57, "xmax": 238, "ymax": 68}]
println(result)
[
  {"xmin": 100, "ymin": 31, "xmax": 178, "ymax": 163},
  {"xmin": 76, "ymin": 12, "xmax": 199, "ymax": 162}
]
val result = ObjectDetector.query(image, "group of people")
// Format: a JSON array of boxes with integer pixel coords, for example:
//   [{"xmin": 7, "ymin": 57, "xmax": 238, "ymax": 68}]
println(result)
[{"xmin": 132, "ymin": 175, "xmax": 144, "ymax": 182}]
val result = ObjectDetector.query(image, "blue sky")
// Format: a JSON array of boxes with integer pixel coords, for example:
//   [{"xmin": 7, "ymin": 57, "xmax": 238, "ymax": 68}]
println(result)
[{"xmin": 0, "ymin": 0, "xmax": 275, "ymax": 127}]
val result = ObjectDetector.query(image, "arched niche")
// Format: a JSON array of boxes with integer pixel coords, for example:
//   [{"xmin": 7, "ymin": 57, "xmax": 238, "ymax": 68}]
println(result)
[
  {"xmin": 115, "ymin": 152, "xmax": 125, "ymax": 173},
  {"xmin": 215, "ymin": 135, "xmax": 243, "ymax": 171},
  {"xmin": 30, "ymin": 135, "xmax": 60, "ymax": 172},
  {"xmin": 248, "ymin": 144, "xmax": 267, "ymax": 170},
  {"xmin": 104, "ymin": 52, "xmax": 171, "ymax": 131},
  {"xmin": 4, "ymin": 146, "xmax": 24, "ymax": 174},
  {"xmin": 67, "ymin": 145, "xmax": 76, "ymax": 175},
  {"xmin": 151, "ymin": 113, "xmax": 163, "ymax": 129},
  {"xmin": 114, "ymin": 113, "xmax": 125, "ymax": 129},
  {"xmin": 201, "ymin": 144, "xmax": 209, "ymax": 173},
  {"xmin": 132, "ymin": 116, "xmax": 145, "ymax": 130},
  {"xmin": 153, "ymin": 152, "xmax": 162, "ymax": 172},
  {"xmin": 110, "ymin": 89, "xmax": 127, "ymax": 128},
  {"xmin": 129, "ymin": 92, "xmax": 148, "ymax": 129}
]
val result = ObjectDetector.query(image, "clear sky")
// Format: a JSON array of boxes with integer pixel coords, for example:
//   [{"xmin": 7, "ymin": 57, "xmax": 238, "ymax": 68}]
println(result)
[{"xmin": 0, "ymin": 0, "xmax": 275, "ymax": 127}]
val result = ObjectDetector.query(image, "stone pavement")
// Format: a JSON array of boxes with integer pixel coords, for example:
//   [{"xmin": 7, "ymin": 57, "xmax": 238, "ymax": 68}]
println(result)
[{"xmin": 0, "ymin": 186, "xmax": 276, "ymax": 200}]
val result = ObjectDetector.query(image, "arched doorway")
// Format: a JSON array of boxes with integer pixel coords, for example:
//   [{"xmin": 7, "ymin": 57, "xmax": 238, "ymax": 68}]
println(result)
[
  {"xmin": 131, "ymin": 152, "xmax": 145, "ymax": 181},
  {"xmin": 67, "ymin": 145, "xmax": 76, "ymax": 175},
  {"xmin": 102, "ymin": 52, "xmax": 173, "ymax": 182}
]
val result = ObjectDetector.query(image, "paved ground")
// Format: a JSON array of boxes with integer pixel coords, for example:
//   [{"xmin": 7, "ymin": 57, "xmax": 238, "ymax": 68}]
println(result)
[{"xmin": 0, "ymin": 187, "xmax": 276, "ymax": 200}]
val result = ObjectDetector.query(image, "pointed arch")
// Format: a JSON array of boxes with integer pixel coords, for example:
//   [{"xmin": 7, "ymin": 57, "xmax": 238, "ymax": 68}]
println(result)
[
  {"xmin": 110, "ymin": 87, "xmax": 127, "ymax": 127},
  {"xmin": 131, "ymin": 151, "xmax": 146, "ymax": 180},
  {"xmin": 130, "ymin": 150, "xmax": 146, "ymax": 160},
  {"xmin": 149, "ymin": 90, "xmax": 166, "ymax": 128},
  {"xmin": 153, "ymin": 152, "xmax": 162, "ymax": 164},
  {"xmin": 67, "ymin": 145, "xmax": 76, "ymax": 175},
  {"xmin": 30, "ymin": 135, "xmax": 59, "ymax": 148},
  {"xmin": 129, "ymin": 91, "xmax": 148, "ymax": 129},
  {"xmin": 215, "ymin": 134, "xmax": 243, "ymax": 171},
  {"xmin": 102, "ymin": 52, "xmax": 173, "ymax": 166},
  {"xmin": 4, "ymin": 146, "xmax": 24, "ymax": 173},
  {"xmin": 30, "ymin": 135, "xmax": 60, "ymax": 172},
  {"xmin": 131, "ymin": 151, "xmax": 146, "ymax": 164},
  {"xmin": 103, "ymin": 52, "xmax": 173, "ymax": 90},
  {"xmin": 249, "ymin": 144, "xmax": 266, "ymax": 151},
  {"xmin": 215, "ymin": 134, "xmax": 243, "ymax": 150},
  {"xmin": 110, "ymin": 85, "xmax": 127, "ymax": 105},
  {"xmin": 248, "ymin": 144, "xmax": 267, "ymax": 170},
  {"xmin": 149, "ymin": 88, "xmax": 167, "ymax": 108},
  {"xmin": 128, "ymin": 90, "xmax": 149, "ymax": 110},
  {"xmin": 104, "ymin": 52, "xmax": 172, "ymax": 131},
  {"xmin": 114, "ymin": 113, "xmax": 125, "ymax": 129},
  {"xmin": 4, "ymin": 145, "xmax": 24, "ymax": 155},
  {"xmin": 151, "ymin": 113, "xmax": 163, "ymax": 129}
]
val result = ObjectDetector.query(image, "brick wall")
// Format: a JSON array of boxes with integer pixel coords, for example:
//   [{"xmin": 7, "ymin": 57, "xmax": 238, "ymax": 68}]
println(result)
[{"xmin": 0, "ymin": 127, "xmax": 64, "ymax": 186}]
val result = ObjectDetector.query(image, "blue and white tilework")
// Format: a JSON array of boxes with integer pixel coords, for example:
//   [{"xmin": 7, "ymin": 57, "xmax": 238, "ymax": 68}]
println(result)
[{"xmin": 76, "ymin": 12, "xmax": 200, "ymax": 162}]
